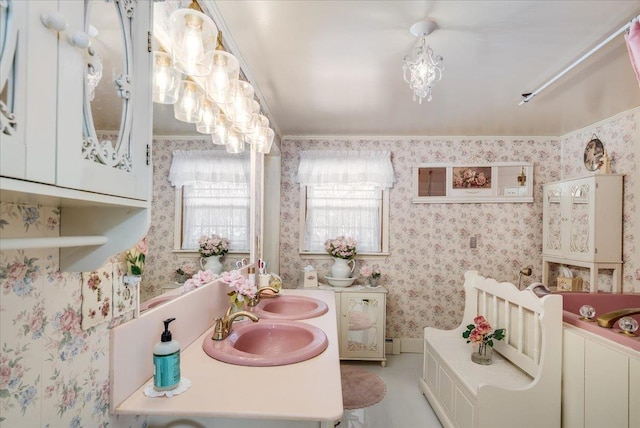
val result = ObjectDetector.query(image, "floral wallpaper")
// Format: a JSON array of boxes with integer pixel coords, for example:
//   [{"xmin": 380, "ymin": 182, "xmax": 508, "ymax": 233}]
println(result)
[
  {"xmin": 0, "ymin": 203, "xmax": 144, "ymax": 427},
  {"xmin": 559, "ymin": 108, "xmax": 639, "ymax": 291},
  {"xmin": 279, "ymin": 108, "xmax": 640, "ymax": 338}
]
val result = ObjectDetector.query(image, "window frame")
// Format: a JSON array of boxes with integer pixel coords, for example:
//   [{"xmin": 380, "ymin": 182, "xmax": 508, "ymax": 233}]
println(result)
[
  {"xmin": 297, "ymin": 185, "xmax": 390, "ymax": 260},
  {"xmin": 172, "ymin": 186, "xmax": 250, "ymax": 256}
]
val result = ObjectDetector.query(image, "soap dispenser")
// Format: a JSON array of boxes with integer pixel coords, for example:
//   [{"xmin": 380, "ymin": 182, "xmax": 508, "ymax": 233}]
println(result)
[{"xmin": 153, "ymin": 318, "xmax": 181, "ymax": 391}]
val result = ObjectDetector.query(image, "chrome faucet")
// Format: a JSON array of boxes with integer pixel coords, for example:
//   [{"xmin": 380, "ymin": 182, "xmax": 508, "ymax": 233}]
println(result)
[
  {"xmin": 247, "ymin": 286, "xmax": 281, "ymax": 307},
  {"xmin": 596, "ymin": 308, "xmax": 640, "ymax": 328},
  {"xmin": 211, "ymin": 305, "xmax": 259, "ymax": 340}
]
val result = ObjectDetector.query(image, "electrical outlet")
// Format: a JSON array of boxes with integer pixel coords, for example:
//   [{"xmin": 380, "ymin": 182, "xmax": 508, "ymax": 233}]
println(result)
[{"xmin": 470, "ymin": 236, "xmax": 477, "ymax": 249}]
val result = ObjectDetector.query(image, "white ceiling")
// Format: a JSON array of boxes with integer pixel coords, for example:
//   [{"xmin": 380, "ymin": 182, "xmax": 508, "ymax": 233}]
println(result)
[{"xmin": 153, "ymin": 1, "xmax": 640, "ymax": 139}]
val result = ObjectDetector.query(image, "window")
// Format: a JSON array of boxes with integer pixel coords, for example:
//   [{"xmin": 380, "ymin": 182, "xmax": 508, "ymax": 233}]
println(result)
[
  {"xmin": 297, "ymin": 150, "xmax": 395, "ymax": 255},
  {"xmin": 169, "ymin": 150, "xmax": 250, "ymax": 252},
  {"xmin": 180, "ymin": 181, "xmax": 250, "ymax": 251}
]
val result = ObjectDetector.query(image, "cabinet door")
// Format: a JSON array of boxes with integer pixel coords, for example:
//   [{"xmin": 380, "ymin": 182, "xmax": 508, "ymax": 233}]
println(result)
[
  {"xmin": 562, "ymin": 329, "xmax": 585, "ymax": 428},
  {"xmin": 584, "ymin": 340, "xmax": 628, "ymax": 428},
  {"xmin": 0, "ymin": 0, "xmax": 58, "ymax": 183},
  {"xmin": 339, "ymin": 292, "xmax": 385, "ymax": 359},
  {"xmin": 566, "ymin": 180, "xmax": 593, "ymax": 260},
  {"xmin": 56, "ymin": 0, "xmax": 152, "ymax": 200},
  {"xmin": 543, "ymin": 183, "xmax": 564, "ymax": 257}
]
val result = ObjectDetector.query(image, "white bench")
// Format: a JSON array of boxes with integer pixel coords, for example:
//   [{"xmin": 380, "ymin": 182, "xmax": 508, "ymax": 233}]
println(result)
[{"xmin": 419, "ymin": 271, "xmax": 562, "ymax": 428}]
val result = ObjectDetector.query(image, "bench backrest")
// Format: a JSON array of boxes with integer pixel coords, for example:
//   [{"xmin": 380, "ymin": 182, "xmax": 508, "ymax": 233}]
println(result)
[{"xmin": 461, "ymin": 271, "xmax": 562, "ymax": 377}]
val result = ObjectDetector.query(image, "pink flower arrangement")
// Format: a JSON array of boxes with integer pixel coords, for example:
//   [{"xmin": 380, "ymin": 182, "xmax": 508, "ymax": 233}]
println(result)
[
  {"xmin": 453, "ymin": 168, "xmax": 490, "ymax": 188},
  {"xmin": 462, "ymin": 315, "xmax": 505, "ymax": 348},
  {"xmin": 359, "ymin": 264, "xmax": 381, "ymax": 278},
  {"xmin": 324, "ymin": 236, "xmax": 357, "ymax": 260},
  {"xmin": 180, "ymin": 269, "xmax": 218, "ymax": 293},
  {"xmin": 126, "ymin": 237, "xmax": 148, "ymax": 275},
  {"xmin": 198, "ymin": 234, "xmax": 230, "ymax": 257},
  {"xmin": 221, "ymin": 269, "xmax": 257, "ymax": 308}
]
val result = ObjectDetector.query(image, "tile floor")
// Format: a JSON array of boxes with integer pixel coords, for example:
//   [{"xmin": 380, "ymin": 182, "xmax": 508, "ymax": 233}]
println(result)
[{"xmin": 338, "ymin": 353, "xmax": 443, "ymax": 428}]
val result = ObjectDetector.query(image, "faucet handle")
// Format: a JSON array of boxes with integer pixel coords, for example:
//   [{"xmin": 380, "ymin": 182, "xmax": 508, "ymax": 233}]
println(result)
[{"xmin": 212, "ymin": 317, "xmax": 225, "ymax": 341}]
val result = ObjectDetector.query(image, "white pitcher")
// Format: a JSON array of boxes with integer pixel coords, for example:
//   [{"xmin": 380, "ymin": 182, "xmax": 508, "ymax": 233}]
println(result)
[
  {"xmin": 330, "ymin": 257, "xmax": 355, "ymax": 278},
  {"xmin": 200, "ymin": 255, "xmax": 223, "ymax": 275}
]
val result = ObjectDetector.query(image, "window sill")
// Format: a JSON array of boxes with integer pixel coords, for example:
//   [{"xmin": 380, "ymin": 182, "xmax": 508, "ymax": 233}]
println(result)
[
  {"xmin": 298, "ymin": 252, "xmax": 390, "ymax": 261},
  {"xmin": 172, "ymin": 250, "xmax": 250, "ymax": 257}
]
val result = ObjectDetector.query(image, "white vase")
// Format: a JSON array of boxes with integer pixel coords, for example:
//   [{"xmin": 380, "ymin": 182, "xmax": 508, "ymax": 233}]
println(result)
[
  {"xmin": 200, "ymin": 255, "xmax": 223, "ymax": 275},
  {"xmin": 330, "ymin": 257, "xmax": 355, "ymax": 278}
]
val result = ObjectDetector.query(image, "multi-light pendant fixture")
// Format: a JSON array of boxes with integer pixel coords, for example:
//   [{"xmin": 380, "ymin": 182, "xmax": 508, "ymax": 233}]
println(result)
[{"xmin": 152, "ymin": 1, "xmax": 274, "ymax": 154}]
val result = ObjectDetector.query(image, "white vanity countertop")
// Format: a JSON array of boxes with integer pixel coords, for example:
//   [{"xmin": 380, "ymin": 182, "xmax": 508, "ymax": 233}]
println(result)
[{"xmin": 114, "ymin": 289, "xmax": 343, "ymax": 422}]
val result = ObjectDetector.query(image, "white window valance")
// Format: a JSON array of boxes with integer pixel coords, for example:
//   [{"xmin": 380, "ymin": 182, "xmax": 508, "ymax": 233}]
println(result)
[
  {"xmin": 168, "ymin": 150, "xmax": 250, "ymax": 188},
  {"xmin": 296, "ymin": 150, "xmax": 395, "ymax": 189}
]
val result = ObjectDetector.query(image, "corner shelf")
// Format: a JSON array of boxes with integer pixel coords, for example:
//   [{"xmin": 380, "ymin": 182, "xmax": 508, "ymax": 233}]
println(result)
[{"xmin": 0, "ymin": 177, "xmax": 149, "ymax": 272}]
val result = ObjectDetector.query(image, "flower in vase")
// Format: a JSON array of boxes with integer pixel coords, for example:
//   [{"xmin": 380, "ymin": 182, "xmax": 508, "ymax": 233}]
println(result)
[
  {"xmin": 462, "ymin": 315, "xmax": 505, "ymax": 349},
  {"xmin": 198, "ymin": 234, "xmax": 230, "ymax": 258},
  {"xmin": 324, "ymin": 236, "xmax": 357, "ymax": 260},
  {"xmin": 125, "ymin": 238, "xmax": 147, "ymax": 275},
  {"xmin": 221, "ymin": 269, "xmax": 257, "ymax": 308}
]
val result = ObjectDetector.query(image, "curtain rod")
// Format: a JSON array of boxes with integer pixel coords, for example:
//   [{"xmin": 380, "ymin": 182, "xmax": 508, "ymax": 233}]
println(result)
[{"xmin": 519, "ymin": 14, "xmax": 640, "ymax": 106}]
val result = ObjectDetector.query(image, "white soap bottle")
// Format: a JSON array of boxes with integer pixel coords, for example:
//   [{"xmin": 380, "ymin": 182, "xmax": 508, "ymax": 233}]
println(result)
[{"xmin": 153, "ymin": 318, "xmax": 181, "ymax": 391}]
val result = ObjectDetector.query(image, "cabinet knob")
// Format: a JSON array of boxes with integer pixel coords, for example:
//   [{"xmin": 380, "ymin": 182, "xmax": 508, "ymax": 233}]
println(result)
[
  {"xmin": 68, "ymin": 31, "xmax": 91, "ymax": 49},
  {"xmin": 40, "ymin": 12, "xmax": 68, "ymax": 32}
]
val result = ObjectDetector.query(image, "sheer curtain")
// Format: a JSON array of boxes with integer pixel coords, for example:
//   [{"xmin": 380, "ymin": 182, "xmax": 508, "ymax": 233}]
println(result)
[
  {"xmin": 297, "ymin": 150, "xmax": 395, "ymax": 253},
  {"xmin": 169, "ymin": 150, "xmax": 250, "ymax": 251}
]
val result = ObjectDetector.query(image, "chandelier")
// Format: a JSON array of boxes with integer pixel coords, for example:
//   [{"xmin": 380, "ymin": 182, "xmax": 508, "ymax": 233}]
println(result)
[
  {"xmin": 403, "ymin": 20, "xmax": 444, "ymax": 104},
  {"xmin": 152, "ymin": 1, "xmax": 274, "ymax": 154}
]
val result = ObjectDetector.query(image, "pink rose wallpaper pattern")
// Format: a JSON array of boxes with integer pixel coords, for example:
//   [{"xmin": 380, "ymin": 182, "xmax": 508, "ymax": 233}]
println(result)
[{"xmin": 0, "ymin": 204, "xmax": 144, "ymax": 427}]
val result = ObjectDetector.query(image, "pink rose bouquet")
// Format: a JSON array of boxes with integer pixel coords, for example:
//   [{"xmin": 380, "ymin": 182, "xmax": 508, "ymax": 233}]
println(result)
[
  {"xmin": 324, "ymin": 236, "xmax": 357, "ymax": 260},
  {"xmin": 221, "ymin": 269, "xmax": 257, "ymax": 308},
  {"xmin": 180, "ymin": 269, "xmax": 217, "ymax": 293},
  {"xmin": 198, "ymin": 234, "xmax": 230, "ymax": 257},
  {"xmin": 462, "ymin": 315, "xmax": 505, "ymax": 349}
]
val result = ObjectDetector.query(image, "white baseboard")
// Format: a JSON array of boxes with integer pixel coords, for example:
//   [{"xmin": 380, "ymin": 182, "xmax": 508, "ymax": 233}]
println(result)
[{"xmin": 385, "ymin": 337, "xmax": 423, "ymax": 354}]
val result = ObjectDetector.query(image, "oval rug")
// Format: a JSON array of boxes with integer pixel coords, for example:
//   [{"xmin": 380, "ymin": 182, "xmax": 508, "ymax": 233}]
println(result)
[{"xmin": 340, "ymin": 365, "xmax": 387, "ymax": 410}]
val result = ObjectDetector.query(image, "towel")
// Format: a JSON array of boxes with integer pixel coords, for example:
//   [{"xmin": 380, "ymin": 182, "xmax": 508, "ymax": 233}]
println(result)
[{"xmin": 625, "ymin": 20, "xmax": 640, "ymax": 87}]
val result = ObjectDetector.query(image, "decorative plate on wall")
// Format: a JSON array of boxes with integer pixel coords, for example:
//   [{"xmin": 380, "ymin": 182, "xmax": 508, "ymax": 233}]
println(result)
[{"xmin": 583, "ymin": 137, "xmax": 604, "ymax": 171}]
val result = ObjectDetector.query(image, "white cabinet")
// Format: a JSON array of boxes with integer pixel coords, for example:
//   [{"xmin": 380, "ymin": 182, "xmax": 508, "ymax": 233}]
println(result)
[
  {"xmin": 1, "ymin": 0, "xmax": 152, "ymax": 200},
  {"xmin": 562, "ymin": 325, "xmax": 639, "ymax": 428},
  {"xmin": 334, "ymin": 286, "xmax": 387, "ymax": 366},
  {"xmin": 0, "ymin": 0, "xmax": 153, "ymax": 271},
  {"xmin": 542, "ymin": 175, "xmax": 623, "ymax": 292}
]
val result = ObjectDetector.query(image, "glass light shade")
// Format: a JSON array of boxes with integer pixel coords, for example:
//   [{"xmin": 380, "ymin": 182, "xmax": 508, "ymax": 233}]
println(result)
[
  {"xmin": 152, "ymin": 51, "xmax": 181, "ymax": 104},
  {"xmin": 254, "ymin": 127, "xmax": 275, "ymax": 154},
  {"xmin": 206, "ymin": 51, "xmax": 240, "ymax": 103},
  {"xmin": 227, "ymin": 98, "xmax": 259, "ymax": 133},
  {"xmin": 169, "ymin": 8, "xmax": 218, "ymax": 76},
  {"xmin": 196, "ymin": 99, "xmax": 221, "ymax": 134},
  {"xmin": 245, "ymin": 114, "xmax": 269, "ymax": 144},
  {"xmin": 402, "ymin": 36, "xmax": 444, "ymax": 104},
  {"xmin": 210, "ymin": 114, "xmax": 228, "ymax": 145},
  {"xmin": 174, "ymin": 80, "xmax": 205, "ymax": 123},
  {"xmin": 225, "ymin": 129, "xmax": 245, "ymax": 153}
]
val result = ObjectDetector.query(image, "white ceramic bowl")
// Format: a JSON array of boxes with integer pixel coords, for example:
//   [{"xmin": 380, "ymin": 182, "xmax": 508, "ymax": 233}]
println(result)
[{"xmin": 325, "ymin": 276, "xmax": 356, "ymax": 287}]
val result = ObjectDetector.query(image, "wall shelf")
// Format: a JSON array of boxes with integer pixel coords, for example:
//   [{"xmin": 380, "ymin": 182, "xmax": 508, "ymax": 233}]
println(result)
[{"xmin": 412, "ymin": 162, "xmax": 533, "ymax": 204}]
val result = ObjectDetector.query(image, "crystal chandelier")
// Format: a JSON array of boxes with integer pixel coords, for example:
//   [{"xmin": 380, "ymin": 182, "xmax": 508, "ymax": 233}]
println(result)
[{"xmin": 403, "ymin": 20, "xmax": 444, "ymax": 104}]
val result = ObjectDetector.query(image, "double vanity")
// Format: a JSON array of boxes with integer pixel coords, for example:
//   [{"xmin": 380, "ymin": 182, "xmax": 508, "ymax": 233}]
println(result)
[{"xmin": 111, "ymin": 280, "xmax": 343, "ymax": 428}]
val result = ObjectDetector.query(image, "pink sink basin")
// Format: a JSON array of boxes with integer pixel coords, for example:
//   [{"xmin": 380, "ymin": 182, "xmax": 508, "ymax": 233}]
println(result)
[
  {"xmin": 252, "ymin": 295, "xmax": 329, "ymax": 320},
  {"xmin": 140, "ymin": 294, "xmax": 177, "ymax": 311},
  {"xmin": 202, "ymin": 320, "xmax": 328, "ymax": 366}
]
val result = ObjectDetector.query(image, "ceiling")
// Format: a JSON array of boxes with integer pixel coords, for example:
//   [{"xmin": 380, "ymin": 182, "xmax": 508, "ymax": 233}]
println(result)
[{"xmin": 153, "ymin": 1, "xmax": 640, "ymax": 139}]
